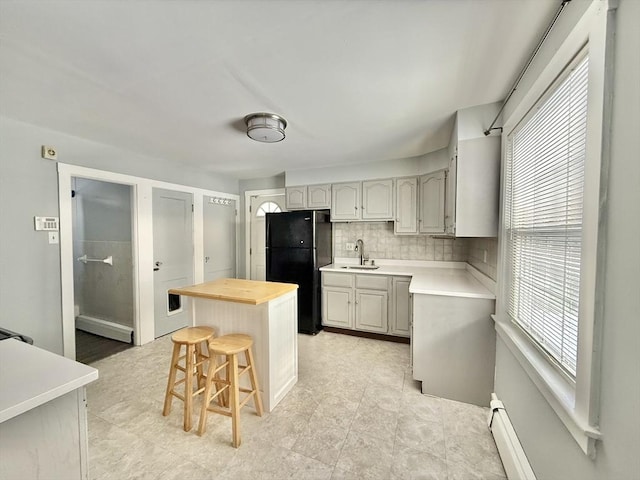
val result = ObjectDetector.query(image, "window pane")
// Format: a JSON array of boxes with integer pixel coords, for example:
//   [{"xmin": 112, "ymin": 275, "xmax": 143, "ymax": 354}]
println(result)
[{"xmin": 505, "ymin": 55, "xmax": 588, "ymax": 377}]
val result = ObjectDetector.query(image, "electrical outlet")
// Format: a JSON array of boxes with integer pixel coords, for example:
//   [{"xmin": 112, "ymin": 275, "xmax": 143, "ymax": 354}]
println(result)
[{"xmin": 345, "ymin": 242, "xmax": 355, "ymax": 251}]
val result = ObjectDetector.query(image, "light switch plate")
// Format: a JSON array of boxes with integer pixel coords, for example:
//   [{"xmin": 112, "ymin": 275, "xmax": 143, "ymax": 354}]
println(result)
[{"xmin": 48, "ymin": 232, "xmax": 59, "ymax": 244}]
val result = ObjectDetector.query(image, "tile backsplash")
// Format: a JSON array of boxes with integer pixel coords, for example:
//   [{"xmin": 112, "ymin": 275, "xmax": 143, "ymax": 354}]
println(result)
[
  {"xmin": 333, "ymin": 222, "xmax": 468, "ymax": 262},
  {"xmin": 467, "ymin": 237, "xmax": 498, "ymax": 280}
]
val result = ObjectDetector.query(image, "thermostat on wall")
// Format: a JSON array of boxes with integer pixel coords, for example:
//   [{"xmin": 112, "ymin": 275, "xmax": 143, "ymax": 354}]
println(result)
[{"xmin": 34, "ymin": 216, "xmax": 59, "ymax": 231}]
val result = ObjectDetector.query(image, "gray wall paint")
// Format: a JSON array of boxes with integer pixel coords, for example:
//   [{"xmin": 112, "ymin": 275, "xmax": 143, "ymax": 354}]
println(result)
[
  {"xmin": 0, "ymin": 117, "xmax": 238, "ymax": 354},
  {"xmin": 494, "ymin": 1, "xmax": 640, "ymax": 478},
  {"xmin": 285, "ymin": 149, "xmax": 448, "ymax": 186}
]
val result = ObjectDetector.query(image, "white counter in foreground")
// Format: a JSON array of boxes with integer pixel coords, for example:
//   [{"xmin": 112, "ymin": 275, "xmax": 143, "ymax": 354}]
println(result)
[{"xmin": 0, "ymin": 339, "xmax": 98, "ymax": 479}]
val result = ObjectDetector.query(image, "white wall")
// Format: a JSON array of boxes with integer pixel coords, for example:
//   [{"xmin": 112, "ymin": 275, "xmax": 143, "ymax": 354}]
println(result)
[
  {"xmin": 494, "ymin": 1, "xmax": 640, "ymax": 478},
  {"xmin": 0, "ymin": 117, "xmax": 238, "ymax": 354}
]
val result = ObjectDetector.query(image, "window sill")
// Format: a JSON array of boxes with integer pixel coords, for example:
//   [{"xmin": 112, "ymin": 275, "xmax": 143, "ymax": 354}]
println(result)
[{"xmin": 492, "ymin": 315, "xmax": 601, "ymax": 458}]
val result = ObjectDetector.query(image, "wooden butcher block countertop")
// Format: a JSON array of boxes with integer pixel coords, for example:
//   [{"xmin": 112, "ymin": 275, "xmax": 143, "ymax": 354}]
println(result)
[{"xmin": 169, "ymin": 278, "xmax": 298, "ymax": 305}]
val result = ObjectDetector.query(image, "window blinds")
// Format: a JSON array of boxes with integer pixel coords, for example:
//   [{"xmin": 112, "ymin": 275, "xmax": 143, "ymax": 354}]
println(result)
[{"xmin": 505, "ymin": 54, "xmax": 589, "ymax": 378}]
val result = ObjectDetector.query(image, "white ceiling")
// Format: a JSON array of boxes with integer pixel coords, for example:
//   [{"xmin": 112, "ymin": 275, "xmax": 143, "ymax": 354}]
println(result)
[{"xmin": 0, "ymin": 0, "xmax": 558, "ymax": 179}]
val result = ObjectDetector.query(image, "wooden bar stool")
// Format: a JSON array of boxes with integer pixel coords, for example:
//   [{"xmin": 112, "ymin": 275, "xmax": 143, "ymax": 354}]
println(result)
[
  {"xmin": 163, "ymin": 326, "xmax": 215, "ymax": 432},
  {"xmin": 197, "ymin": 334, "xmax": 263, "ymax": 447}
]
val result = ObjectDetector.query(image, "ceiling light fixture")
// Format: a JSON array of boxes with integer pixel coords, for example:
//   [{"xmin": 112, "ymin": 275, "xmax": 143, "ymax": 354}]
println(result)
[{"xmin": 244, "ymin": 112, "xmax": 287, "ymax": 143}]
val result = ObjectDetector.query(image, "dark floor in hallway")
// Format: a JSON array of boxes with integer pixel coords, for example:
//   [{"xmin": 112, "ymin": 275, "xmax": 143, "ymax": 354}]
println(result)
[{"xmin": 75, "ymin": 329, "xmax": 132, "ymax": 364}]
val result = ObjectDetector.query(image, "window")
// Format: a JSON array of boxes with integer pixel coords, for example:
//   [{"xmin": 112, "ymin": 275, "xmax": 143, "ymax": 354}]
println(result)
[
  {"xmin": 505, "ymin": 54, "xmax": 588, "ymax": 379},
  {"xmin": 255, "ymin": 201, "xmax": 282, "ymax": 217}
]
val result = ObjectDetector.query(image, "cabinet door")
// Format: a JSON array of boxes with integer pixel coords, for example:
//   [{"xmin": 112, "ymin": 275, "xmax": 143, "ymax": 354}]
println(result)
[
  {"xmin": 331, "ymin": 182, "xmax": 361, "ymax": 221},
  {"xmin": 355, "ymin": 288, "xmax": 388, "ymax": 333},
  {"xmin": 322, "ymin": 287, "xmax": 353, "ymax": 328},
  {"xmin": 445, "ymin": 151, "xmax": 457, "ymax": 235},
  {"xmin": 307, "ymin": 184, "xmax": 331, "ymax": 209},
  {"xmin": 394, "ymin": 177, "xmax": 418, "ymax": 234},
  {"xmin": 362, "ymin": 179, "xmax": 394, "ymax": 220},
  {"xmin": 390, "ymin": 277, "xmax": 411, "ymax": 336},
  {"xmin": 285, "ymin": 186, "xmax": 307, "ymax": 210},
  {"xmin": 418, "ymin": 170, "xmax": 446, "ymax": 234}
]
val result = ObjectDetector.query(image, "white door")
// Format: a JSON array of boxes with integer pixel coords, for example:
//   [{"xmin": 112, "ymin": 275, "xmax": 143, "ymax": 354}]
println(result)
[
  {"xmin": 204, "ymin": 197, "xmax": 237, "ymax": 281},
  {"xmin": 152, "ymin": 188, "xmax": 193, "ymax": 338},
  {"xmin": 249, "ymin": 194, "xmax": 285, "ymax": 280}
]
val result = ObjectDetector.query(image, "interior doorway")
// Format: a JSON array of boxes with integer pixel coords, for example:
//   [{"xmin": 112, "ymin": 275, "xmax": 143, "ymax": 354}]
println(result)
[
  {"xmin": 72, "ymin": 177, "xmax": 135, "ymax": 364},
  {"xmin": 249, "ymin": 193, "xmax": 285, "ymax": 280}
]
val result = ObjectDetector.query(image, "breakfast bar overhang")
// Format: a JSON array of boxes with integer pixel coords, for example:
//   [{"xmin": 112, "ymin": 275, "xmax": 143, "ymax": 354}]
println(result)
[{"xmin": 169, "ymin": 278, "xmax": 298, "ymax": 412}]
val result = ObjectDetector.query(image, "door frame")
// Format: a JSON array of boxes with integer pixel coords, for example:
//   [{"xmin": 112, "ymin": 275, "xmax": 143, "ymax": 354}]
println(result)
[
  {"xmin": 58, "ymin": 163, "xmax": 238, "ymax": 359},
  {"xmin": 243, "ymin": 188, "xmax": 285, "ymax": 279}
]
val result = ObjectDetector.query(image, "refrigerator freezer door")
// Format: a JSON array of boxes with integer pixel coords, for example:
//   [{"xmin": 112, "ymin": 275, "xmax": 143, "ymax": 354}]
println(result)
[{"xmin": 266, "ymin": 211, "xmax": 313, "ymax": 249}]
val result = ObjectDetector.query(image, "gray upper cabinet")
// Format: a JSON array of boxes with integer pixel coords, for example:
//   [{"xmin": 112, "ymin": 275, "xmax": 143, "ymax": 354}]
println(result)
[
  {"xmin": 418, "ymin": 170, "xmax": 446, "ymax": 234},
  {"xmin": 331, "ymin": 182, "xmax": 361, "ymax": 221},
  {"xmin": 285, "ymin": 186, "xmax": 307, "ymax": 210},
  {"xmin": 446, "ymin": 137, "xmax": 500, "ymax": 236},
  {"xmin": 307, "ymin": 184, "xmax": 331, "ymax": 209},
  {"xmin": 361, "ymin": 179, "xmax": 394, "ymax": 220},
  {"xmin": 395, "ymin": 177, "xmax": 418, "ymax": 234},
  {"xmin": 445, "ymin": 106, "xmax": 501, "ymax": 237},
  {"xmin": 331, "ymin": 179, "xmax": 394, "ymax": 222},
  {"xmin": 286, "ymin": 184, "xmax": 331, "ymax": 210}
]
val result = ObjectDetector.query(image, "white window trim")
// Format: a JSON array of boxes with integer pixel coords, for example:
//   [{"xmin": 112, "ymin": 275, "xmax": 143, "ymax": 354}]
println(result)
[{"xmin": 495, "ymin": 0, "xmax": 615, "ymax": 458}]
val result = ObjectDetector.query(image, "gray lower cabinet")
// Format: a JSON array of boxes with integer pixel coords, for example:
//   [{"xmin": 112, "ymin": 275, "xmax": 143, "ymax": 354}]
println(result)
[
  {"xmin": 322, "ymin": 271, "xmax": 409, "ymax": 337},
  {"xmin": 390, "ymin": 276, "xmax": 411, "ymax": 336}
]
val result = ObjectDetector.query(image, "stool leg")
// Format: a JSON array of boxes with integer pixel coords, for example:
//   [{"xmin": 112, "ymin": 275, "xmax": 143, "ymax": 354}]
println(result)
[
  {"xmin": 184, "ymin": 344, "xmax": 195, "ymax": 431},
  {"xmin": 198, "ymin": 352, "xmax": 218, "ymax": 436},
  {"xmin": 230, "ymin": 353, "xmax": 241, "ymax": 448},
  {"xmin": 246, "ymin": 347, "xmax": 263, "ymax": 417},
  {"xmin": 195, "ymin": 342, "xmax": 206, "ymax": 390},
  {"xmin": 163, "ymin": 343, "xmax": 181, "ymax": 416}
]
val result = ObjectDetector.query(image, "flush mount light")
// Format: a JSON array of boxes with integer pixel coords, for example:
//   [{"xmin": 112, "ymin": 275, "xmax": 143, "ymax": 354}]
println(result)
[{"xmin": 244, "ymin": 112, "xmax": 287, "ymax": 143}]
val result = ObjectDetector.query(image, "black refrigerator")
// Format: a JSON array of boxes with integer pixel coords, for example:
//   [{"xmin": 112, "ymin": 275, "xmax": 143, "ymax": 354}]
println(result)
[{"xmin": 265, "ymin": 210, "xmax": 332, "ymax": 334}]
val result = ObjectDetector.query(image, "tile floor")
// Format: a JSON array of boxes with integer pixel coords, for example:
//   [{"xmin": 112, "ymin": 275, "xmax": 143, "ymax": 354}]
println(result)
[{"xmin": 86, "ymin": 331, "xmax": 505, "ymax": 480}]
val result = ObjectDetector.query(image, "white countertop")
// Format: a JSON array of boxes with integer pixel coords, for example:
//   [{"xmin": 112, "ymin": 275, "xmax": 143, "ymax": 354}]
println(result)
[
  {"xmin": 0, "ymin": 339, "xmax": 99, "ymax": 423},
  {"xmin": 320, "ymin": 259, "xmax": 495, "ymax": 300}
]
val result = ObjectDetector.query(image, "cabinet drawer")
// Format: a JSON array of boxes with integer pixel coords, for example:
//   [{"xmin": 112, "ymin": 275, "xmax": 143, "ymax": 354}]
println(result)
[
  {"xmin": 322, "ymin": 272, "xmax": 354, "ymax": 288},
  {"xmin": 355, "ymin": 274, "xmax": 388, "ymax": 290}
]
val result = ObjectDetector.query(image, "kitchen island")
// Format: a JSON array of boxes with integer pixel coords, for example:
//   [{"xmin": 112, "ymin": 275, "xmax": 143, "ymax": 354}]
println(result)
[{"xmin": 169, "ymin": 278, "xmax": 298, "ymax": 412}]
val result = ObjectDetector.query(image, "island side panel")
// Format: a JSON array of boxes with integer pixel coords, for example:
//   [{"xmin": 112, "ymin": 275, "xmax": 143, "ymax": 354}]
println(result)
[
  {"xmin": 191, "ymin": 292, "xmax": 298, "ymax": 412},
  {"xmin": 267, "ymin": 290, "xmax": 298, "ymax": 408}
]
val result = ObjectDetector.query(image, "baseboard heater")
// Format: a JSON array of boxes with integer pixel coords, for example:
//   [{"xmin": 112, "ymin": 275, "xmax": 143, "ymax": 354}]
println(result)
[
  {"xmin": 488, "ymin": 393, "xmax": 537, "ymax": 480},
  {"xmin": 76, "ymin": 315, "xmax": 133, "ymax": 344}
]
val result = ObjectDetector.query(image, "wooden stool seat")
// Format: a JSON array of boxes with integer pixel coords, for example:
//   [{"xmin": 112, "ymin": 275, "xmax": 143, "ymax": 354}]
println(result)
[
  {"xmin": 163, "ymin": 326, "xmax": 215, "ymax": 432},
  {"xmin": 198, "ymin": 333, "xmax": 263, "ymax": 447}
]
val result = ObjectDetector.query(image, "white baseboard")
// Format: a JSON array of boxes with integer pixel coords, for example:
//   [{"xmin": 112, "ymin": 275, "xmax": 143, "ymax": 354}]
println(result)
[
  {"xmin": 76, "ymin": 315, "xmax": 133, "ymax": 344},
  {"xmin": 489, "ymin": 393, "xmax": 537, "ymax": 480}
]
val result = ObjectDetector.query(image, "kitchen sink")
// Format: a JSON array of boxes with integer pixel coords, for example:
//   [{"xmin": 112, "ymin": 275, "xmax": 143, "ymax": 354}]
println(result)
[{"xmin": 341, "ymin": 265, "xmax": 380, "ymax": 270}]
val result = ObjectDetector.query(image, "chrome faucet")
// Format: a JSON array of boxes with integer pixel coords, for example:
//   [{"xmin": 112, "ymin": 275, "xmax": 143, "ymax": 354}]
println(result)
[{"xmin": 355, "ymin": 239, "xmax": 365, "ymax": 265}]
